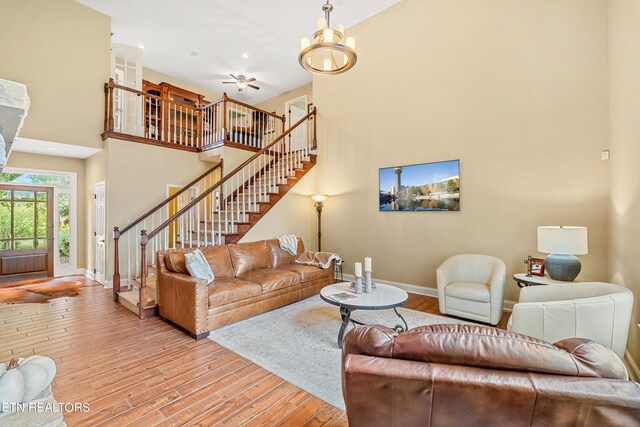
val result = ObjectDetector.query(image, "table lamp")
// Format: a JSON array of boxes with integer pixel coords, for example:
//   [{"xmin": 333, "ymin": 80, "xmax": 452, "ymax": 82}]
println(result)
[{"xmin": 537, "ymin": 226, "xmax": 588, "ymax": 281}]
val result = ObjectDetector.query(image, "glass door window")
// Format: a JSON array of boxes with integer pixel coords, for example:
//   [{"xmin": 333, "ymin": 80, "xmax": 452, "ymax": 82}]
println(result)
[{"xmin": 0, "ymin": 189, "xmax": 49, "ymax": 251}]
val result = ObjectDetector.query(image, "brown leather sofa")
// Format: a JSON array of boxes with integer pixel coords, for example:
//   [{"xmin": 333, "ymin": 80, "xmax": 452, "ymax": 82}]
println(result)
[
  {"xmin": 343, "ymin": 324, "xmax": 640, "ymax": 427},
  {"xmin": 157, "ymin": 238, "xmax": 334, "ymax": 339}
]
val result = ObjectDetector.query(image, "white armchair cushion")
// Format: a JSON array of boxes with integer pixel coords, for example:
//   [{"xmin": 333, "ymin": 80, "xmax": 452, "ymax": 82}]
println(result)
[
  {"xmin": 508, "ymin": 282, "xmax": 634, "ymax": 358},
  {"xmin": 436, "ymin": 254, "xmax": 506, "ymax": 325},
  {"xmin": 445, "ymin": 282, "xmax": 490, "ymax": 302}
]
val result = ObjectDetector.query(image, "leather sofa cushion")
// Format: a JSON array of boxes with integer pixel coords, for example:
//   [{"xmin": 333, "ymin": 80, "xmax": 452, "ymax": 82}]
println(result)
[
  {"xmin": 228, "ymin": 241, "xmax": 271, "ymax": 276},
  {"xmin": 208, "ymin": 278, "xmax": 262, "ymax": 307},
  {"xmin": 266, "ymin": 238, "xmax": 305, "ymax": 268},
  {"xmin": 165, "ymin": 252, "xmax": 189, "ymax": 274},
  {"xmin": 343, "ymin": 324, "xmax": 628, "ymax": 380},
  {"xmin": 201, "ymin": 246, "xmax": 234, "ymax": 278},
  {"xmin": 277, "ymin": 264, "xmax": 329, "ymax": 283},
  {"xmin": 239, "ymin": 269, "xmax": 300, "ymax": 293},
  {"xmin": 445, "ymin": 281, "xmax": 490, "ymax": 302}
]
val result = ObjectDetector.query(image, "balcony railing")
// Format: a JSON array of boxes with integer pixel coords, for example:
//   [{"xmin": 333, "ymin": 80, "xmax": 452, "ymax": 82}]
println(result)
[{"xmin": 103, "ymin": 79, "xmax": 285, "ymax": 152}]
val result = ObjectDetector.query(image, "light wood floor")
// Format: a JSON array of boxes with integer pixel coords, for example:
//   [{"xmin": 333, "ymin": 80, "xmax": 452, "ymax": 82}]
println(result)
[{"xmin": 0, "ymin": 277, "xmax": 510, "ymax": 426}]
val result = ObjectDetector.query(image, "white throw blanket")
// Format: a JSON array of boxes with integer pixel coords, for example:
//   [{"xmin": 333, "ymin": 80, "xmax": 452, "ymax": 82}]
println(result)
[
  {"xmin": 278, "ymin": 234, "xmax": 298, "ymax": 256},
  {"xmin": 295, "ymin": 251, "xmax": 341, "ymax": 269}
]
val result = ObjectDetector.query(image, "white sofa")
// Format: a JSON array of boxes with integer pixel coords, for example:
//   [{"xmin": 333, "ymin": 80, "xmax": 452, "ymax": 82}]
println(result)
[
  {"xmin": 508, "ymin": 282, "xmax": 634, "ymax": 358},
  {"xmin": 436, "ymin": 254, "xmax": 506, "ymax": 325}
]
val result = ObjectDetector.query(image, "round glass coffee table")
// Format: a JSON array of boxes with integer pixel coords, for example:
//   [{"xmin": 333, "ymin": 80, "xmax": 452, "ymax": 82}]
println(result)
[{"xmin": 320, "ymin": 282, "xmax": 409, "ymax": 348}]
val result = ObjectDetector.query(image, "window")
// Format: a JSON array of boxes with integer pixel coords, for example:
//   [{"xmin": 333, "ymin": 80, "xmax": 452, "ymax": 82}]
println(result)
[{"xmin": 0, "ymin": 172, "xmax": 72, "ymax": 187}]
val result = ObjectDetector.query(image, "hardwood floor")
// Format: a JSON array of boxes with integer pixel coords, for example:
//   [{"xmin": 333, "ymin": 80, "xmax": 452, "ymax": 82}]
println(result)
[{"xmin": 1, "ymin": 278, "xmax": 510, "ymax": 426}]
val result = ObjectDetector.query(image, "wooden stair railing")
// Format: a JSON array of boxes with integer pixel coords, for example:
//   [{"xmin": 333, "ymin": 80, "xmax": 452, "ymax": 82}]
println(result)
[
  {"xmin": 103, "ymin": 79, "xmax": 286, "ymax": 152},
  {"xmin": 131, "ymin": 108, "xmax": 317, "ymax": 318},
  {"xmin": 112, "ymin": 161, "xmax": 223, "ymax": 304}
]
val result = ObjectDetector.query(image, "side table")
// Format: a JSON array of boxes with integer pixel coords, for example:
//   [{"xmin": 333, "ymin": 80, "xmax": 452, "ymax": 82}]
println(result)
[{"xmin": 513, "ymin": 273, "xmax": 576, "ymax": 288}]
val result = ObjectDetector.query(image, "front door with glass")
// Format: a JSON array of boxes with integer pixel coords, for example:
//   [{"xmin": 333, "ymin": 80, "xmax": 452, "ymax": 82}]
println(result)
[{"xmin": 0, "ymin": 184, "xmax": 54, "ymax": 282}]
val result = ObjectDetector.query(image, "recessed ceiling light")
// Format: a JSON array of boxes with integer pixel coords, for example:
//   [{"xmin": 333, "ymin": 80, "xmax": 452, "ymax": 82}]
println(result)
[
  {"xmin": 190, "ymin": 51, "xmax": 199, "ymax": 56},
  {"xmin": 138, "ymin": 44, "xmax": 145, "ymax": 49},
  {"xmin": 242, "ymin": 53, "xmax": 249, "ymax": 59}
]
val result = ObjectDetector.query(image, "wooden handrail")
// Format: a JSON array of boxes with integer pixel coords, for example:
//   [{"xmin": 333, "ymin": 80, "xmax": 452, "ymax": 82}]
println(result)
[
  {"xmin": 225, "ymin": 97, "xmax": 285, "ymax": 121},
  {"xmin": 145, "ymin": 108, "xmax": 316, "ymax": 240},
  {"xmin": 115, "ymin": 161, "xmax": 223, "ymax": 238}
]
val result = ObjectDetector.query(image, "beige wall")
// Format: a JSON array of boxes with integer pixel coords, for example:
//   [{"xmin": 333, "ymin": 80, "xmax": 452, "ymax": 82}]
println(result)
[
  {"xmin": 0, "ymin": 0, "xmax": 110, "ymax": 149},
  {"xmin": 313, "ymin": 0, "xmax": 610, "ymax": 302},
  {"xmin": 143, "ymin": 68, "xmax": 223, "ymax": 103},
  {"xmin": 609, "ymin": 0, "xmax": 640, "ymax": 364},
  {"xmin": 255, "ymin": 83, "xmax": 313, "ymax": 117},
  {"xmin": 6, "ymin": 152, "xmax": 87, "ymax": 269}
]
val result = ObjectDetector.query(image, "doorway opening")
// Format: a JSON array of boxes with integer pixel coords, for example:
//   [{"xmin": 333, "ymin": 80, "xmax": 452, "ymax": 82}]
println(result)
[
  {"xmin": 285, "ymin": 96, "xmax": 308, "ymax": 152},
  {"xmin": 0, "ymin": 169, "xmax": 77, "ymax": 282}
]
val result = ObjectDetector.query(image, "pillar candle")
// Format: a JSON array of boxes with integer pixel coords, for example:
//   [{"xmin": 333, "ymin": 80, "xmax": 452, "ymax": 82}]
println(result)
[
  {"xmin": 354, "ymin": 262, "xmax": 362, "ymax": 277},
  {"xmin": 364, "ymin": 257, "xmax": 372, "ymax": 272}
]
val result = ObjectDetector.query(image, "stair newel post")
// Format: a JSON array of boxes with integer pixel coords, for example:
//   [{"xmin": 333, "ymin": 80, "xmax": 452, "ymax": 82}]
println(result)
[
  {"xmin": 113, "ymin": 226, "xmax": 121, "ymax": 302},
  {"xmin": 281, "ymin": 115, "xmax": 286, "ymax": 155},
  {"xmin": 223, "ymin": 93, "xmax": 229, "ymax": 141},
  {"xmin": 106, "ymin": 78, "xmax": 115, "ymax": 132},
  {"xmin": 312, "ymin": 108, "xmax": 317, "ymax": 150},
  {"xmin": 139, "ymin": 230, "xmax": 148, "ymax": 318}
]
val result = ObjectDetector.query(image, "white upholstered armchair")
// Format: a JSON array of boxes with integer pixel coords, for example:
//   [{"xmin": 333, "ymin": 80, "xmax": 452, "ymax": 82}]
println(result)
[
  {"xmin": 436, "ymin": 254, "xmax": 506, "ymax": 325},
  {"xmin": 508, "ymin": 282, "xmax": 634, "ymax": 358}
]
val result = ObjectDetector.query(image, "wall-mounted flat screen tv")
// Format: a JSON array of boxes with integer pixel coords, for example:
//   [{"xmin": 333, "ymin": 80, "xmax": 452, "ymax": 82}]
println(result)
[{"xmin": 379, "ymin": 159, "xmax": 460, "ymax": 211}]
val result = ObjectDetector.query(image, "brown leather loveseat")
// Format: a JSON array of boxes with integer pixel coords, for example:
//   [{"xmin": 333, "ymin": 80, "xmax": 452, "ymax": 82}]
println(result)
[
  {"xmin": 157, "ymin": 238, "xmax": 334, "ymax": 339},
  {"xmin": 342, "ymin": 324, "xmax": 640, "ymax": 426}
]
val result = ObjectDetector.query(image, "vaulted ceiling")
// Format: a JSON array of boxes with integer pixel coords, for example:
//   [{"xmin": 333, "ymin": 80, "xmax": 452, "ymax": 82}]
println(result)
[{"xmin": 77, "ymin": 0, "xmax": 401, "ymax": 104}]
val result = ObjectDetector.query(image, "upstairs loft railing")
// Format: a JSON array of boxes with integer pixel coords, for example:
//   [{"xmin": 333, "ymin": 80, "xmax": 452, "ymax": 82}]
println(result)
[
  {"xmin": 122, "ymin": 108, "xmax": 316, "ymax": 318},
  {"xmin": 112, "ymin": 161, "xmax": 223, "ymax": 303},
  {"xmin": 103, "ymin": 79, "xmax": 286, "ymax": 152}
]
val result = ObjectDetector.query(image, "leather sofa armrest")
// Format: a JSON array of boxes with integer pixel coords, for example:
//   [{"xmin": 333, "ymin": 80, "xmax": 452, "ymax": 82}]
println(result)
[
  {"xmin": 343, "ymin": 354, "xmax": 434, "ymax": 427},
  {"xmin": 157, "ymin": 270, "xmax": 209, "ymax": 338}
]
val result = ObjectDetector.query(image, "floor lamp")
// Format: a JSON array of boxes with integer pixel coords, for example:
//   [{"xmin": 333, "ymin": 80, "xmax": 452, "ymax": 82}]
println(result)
[{"xmin": 310, "ymin": 195, "xmax": 328, "ymax": 251}]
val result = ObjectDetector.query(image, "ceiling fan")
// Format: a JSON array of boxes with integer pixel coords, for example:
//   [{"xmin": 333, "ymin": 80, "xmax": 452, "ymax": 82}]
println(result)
[{"xmin": 223, "ymin": 74, "xmax": 260, "ymax": 91}]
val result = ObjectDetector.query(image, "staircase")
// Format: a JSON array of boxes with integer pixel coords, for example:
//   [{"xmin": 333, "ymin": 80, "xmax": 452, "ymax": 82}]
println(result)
[{"xmin": 112, "ymin": 107, "xmax": 317, "ymax": 318}]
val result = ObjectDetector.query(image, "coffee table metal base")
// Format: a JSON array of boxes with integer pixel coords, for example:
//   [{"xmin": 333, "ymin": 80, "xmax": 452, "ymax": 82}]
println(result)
[{"xmin": 337, "ymin": 306, "xmax": 408, "ymax": 348}]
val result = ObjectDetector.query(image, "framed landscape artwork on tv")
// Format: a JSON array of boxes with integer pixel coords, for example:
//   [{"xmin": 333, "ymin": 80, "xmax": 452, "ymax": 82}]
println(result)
[{"xmin": 379, "ymin": 160, "xmax": 460, "ymax": 211}]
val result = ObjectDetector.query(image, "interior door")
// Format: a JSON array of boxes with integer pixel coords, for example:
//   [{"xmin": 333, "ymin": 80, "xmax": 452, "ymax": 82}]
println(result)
[
  {"xmin": 286, "ymin": 97, "xmax": 307, "ymax": 152},
  {"xmin": 94, "ymin": 182, "xmax": 106, "ymax": 284},
  {"xmin": 0, "ymin": 184, "xmax": 54, "ymax": 283}
]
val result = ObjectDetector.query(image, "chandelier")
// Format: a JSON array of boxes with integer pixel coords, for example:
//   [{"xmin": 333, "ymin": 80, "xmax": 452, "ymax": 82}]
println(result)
[{"xmin": 299, "ymin": 0, "xmax": 357, "ymax": 75}]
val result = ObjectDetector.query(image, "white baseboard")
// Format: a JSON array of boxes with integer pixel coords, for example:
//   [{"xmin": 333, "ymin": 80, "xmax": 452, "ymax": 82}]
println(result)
[
  {"xmin": 625, "ymin": 350, "xmax": 640, "ymax": 382},
  {"xmin": 341, "ymin": 273, "xmax": 516, "ymax": 310},
  {"xmin": 79, "ymin": 269, "xmax": 94, "ymax": 280}
]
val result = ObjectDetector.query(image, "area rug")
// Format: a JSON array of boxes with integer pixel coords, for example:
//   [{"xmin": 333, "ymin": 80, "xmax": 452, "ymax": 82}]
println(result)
[
  {"xmin": 209, "ymin": 295, "xmax": 468, "ymax": 410},
  {"xmin": 0, "ymin": 276, "xmax": 89, "ymax": 304}
]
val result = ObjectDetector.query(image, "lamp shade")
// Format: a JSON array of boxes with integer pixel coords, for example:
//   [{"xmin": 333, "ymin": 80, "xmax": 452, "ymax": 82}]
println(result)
[
  {"xmin": 310, "ymin": 194, "xmax": 328, "ymax": 203},
  {"xmin": 537, "ymin": 226, "xmax": 588, "ymax": 255}
]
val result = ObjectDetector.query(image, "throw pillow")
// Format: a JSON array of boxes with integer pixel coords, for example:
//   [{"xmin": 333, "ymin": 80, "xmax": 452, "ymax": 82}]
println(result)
[{"xmin": 184, "ymin": 249, "xmax": 215, "ymax": 284}]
